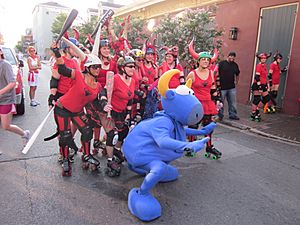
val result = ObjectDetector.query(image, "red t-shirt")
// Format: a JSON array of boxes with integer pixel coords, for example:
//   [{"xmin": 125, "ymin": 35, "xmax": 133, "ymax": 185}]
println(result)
[
  {"xmin": 255, "ymin": 63, "xmax": 268, "ymax": 84},
  {"xmin": 53, "ymin": 56, "xmax": 79, "ymax": 94},
  {"xmin": 111, "ymin": 74, "xmax": 136, "ymax": 113},
  {"xmin": 270, "ymin": 62, "xmax": 281, "ymax": 85},
  {"xmin": 59, "ymin": 70, "xmax": 101, "ymax": 113},
  {"xmin": 140, "ymin": 63, "xmax": 156, "ymax": 85},
  {"xmin": 191, "ymin": 70, "xmax": 213, "ymax": 101},
  {"xmin": 159, "ymin": 61, "xmax": 183, "ymax": 89},
  {"xmin": 97, "ymin": 60, "xmax": 117, "ymax": 88}
]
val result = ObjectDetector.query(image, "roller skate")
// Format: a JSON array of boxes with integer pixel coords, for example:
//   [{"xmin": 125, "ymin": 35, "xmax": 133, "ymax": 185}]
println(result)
[
  {"xmin": 254, "ymin": 110, "xmax": 261, "ymax": 122},
  {"xmin": 105, "ymin": 158, "xmax": 121, "ymax": 177},
  {"xmin": 263, "ymin": 104, "xmax": 271, "ymax": 114},
  {"xmin": 184, "ymin": 147, "xmax": 196, "ymax": 157},
  {"xmin": 61, "ymin": 158, "xmax": 72, "ymax": 176},
  {"xmin": 270, "ymin": 106, "xmax": 276, "ymax": 113},
  {"xmin": 92, "ymin": 140, "xmax": 106, "ymax": 155},
  {"xmin": 81, "ymin": 154, "xmax": 100, "ymax": 171},
  {"xmin": 204, "ymin": 146, "xmax": 222, "ymax": 160},
  {"xmin": 113, "ymin": 148, "xmax": 125, "ymax": 164},
  {"xmin": 68, "ymin": 148, "xmax": 76, "ymax": 163}
]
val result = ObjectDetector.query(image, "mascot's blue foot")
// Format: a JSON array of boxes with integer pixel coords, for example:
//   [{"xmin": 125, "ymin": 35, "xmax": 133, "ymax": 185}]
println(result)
[{"xmin": 128, "ymin": 188, "xmax": 161, "ymax": 221}]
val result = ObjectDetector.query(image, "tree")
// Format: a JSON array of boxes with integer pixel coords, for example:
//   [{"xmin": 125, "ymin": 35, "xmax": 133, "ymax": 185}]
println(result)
[
  {"xmin": 154, "ymin": 7, "xmax": 223, "ymax": 69},
  {"xmin": 109, "ymin": 16, "xmax": 148, "ymax": 49},
  {"xmin": 51, "ymin": 13, "xmax": 68, "ymax": 38}
]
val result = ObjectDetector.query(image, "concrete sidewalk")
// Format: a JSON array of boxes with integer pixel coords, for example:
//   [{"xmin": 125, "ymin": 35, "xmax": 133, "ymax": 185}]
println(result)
[{"xmin": 219, "ymin": 103, "xmax": 300, "ymax": 144}]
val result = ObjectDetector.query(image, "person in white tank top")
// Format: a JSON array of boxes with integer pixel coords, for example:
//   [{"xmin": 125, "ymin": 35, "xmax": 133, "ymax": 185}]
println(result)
[{"xmin": 27, "ymin": 46, "xmax": 41, "ymax": 106}]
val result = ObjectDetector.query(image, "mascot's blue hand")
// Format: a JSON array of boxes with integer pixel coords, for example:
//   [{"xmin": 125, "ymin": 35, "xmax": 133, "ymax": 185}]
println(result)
[
  {"xmin": 198, "ymin": 122, "xmax": 217, "ymax": 135},
  {"xmin": 184, "ymin": 137, "xmax": 210, "ymax": 153}
]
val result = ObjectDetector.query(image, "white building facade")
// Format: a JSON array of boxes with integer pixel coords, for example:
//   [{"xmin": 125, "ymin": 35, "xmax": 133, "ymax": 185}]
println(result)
[{"xmin": 32, "ymin": 2, "xmax": 70, "ymax": 59}]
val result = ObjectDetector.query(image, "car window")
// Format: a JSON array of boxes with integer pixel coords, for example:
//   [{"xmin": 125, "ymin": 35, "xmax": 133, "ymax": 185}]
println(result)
[{"xmin": 2, "ymin": 47, "xmax": 17, "ymax": 66}]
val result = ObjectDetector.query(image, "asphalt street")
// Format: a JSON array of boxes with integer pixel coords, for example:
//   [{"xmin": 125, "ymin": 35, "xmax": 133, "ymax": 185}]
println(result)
[{"xmin": 0, "ymin": 64, "xmax": 299, "ymax": 225}]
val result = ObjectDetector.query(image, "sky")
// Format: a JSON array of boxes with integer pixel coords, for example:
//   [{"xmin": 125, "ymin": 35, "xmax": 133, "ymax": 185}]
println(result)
[{"xmin": 0, "ymin": 0, "xmax": 134, "ymax": 47}]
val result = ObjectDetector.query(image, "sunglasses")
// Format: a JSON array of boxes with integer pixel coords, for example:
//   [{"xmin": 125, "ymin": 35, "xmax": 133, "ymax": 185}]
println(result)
[
  {"xmin": 90, "ymin": 65, "xmax": 101, "ymax": 69},
  {"xmin": 200, "ymin": 58, "xmax": 211, "ymax": 62},
  {"xmin": 136, "ymin": 59, "xmax": 143, "ymax": 62},
  {"xmin": 125, "ymin": 65, "xmax": 135, "ymax": 69}
]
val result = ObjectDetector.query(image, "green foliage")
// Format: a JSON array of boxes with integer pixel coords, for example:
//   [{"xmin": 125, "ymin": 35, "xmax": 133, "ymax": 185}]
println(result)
[
  {"xmin": 15, "ymin": 41, "xmax": 23, "ymax": 52},
  {"xmin": 110, "ymin": 16, "xmax": 148, "ymax": 49},
  {"xmin": 51, "ymin": 13, "xmax": 68, "ymax": 37},
  {"xmin": 76, "ymin": 16, "xmax": 98, "ymax": 44},
  {"xmin": 154, "ymin": 8, "xmax": 223, "ymax": 68}
]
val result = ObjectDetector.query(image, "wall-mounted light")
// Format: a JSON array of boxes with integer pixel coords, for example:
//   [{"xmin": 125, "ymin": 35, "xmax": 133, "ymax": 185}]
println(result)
[{"xmin": 229, "ymin": 27, "xmax": 238, "ymax": 40}]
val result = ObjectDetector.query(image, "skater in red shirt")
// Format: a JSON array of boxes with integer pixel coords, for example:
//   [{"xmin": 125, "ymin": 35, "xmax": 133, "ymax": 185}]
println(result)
[
  {"xmin": 91, "ymin": 39, "xmax": 117, "ymax": 154},
  {"xmin": 265, "ymin": 52, "xmax": 287, "ymax": 113},
  {"xmin": 100, "ymin": 55, "xmax": 136, "ymax": 177},
  {"xmin": 129, "ymin": 49, "xmax": 145, "ymax": 123},
  {"xmin": 250, "ymin": 52, "xmax": 271, "ymax": 121},
  {"xmin": 186, "ymin": 40, "xmax": 221, "ymax": 159},
  {"xmin": 50, "ymin": 43, "xmax": 102, "ymax": 176},
  {"xmin": 158, "ymin": 46, "xmax": 184, "ymax": 89},
  {"xmin": 48, "ymin": 38, "xmax": 81, "ymax": 162}
]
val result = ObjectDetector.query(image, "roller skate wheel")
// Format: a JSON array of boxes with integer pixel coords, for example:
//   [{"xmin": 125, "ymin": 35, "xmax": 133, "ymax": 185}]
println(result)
[
  {"xmin": 90, "ymin": 164, "xmax": 98, "ymax": 171},
  {"xmin": 92, "ymin": 148, "xmax": 99, "ymax": 155},
  {"xmin": 82, "ymin": 162, "xmax": 89, "ymax": 170},
  {"xmin": 204, "ymin": 152, "xmax": 210, "ymax": 158},
  {"xmin": 212, "ymin": 155, "xmax": 218, "ymax": 160},
  {"xmin": 62, "ymin": 168, "xmax": 72, "ymax": 176}
]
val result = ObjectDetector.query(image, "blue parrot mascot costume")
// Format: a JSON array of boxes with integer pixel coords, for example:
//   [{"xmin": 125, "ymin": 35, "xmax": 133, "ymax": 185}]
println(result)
[{"xmin": 123, "ymin": 69, "xmax": 217, "ymax": 221}]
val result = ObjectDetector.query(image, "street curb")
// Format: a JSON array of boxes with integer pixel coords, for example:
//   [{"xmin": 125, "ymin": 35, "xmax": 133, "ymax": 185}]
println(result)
[{"xmin": 220, "ymin": 120, "xmax": 300, "ymax": 145}]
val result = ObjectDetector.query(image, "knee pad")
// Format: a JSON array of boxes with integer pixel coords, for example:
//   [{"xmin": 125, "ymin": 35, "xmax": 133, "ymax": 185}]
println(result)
[
  {"xmin": 106, "ymin": 130, "xmax": 118, "ymax": 146},
  {"xmin": 271, "ymin": 90, "xmax": 278, "ymax": 99},
  {"xmin": 262, "ymin": 95, "xmax": 270, "ymax": 104},
  {"xmin": 80, "ymin": 126, "xmax": 93, "ymax": 142},
  {"xmin": 252, "ymin": 95, "xmax": 261, "ymax": 105},
  {"xmin": 59, "ymin": 130, "xmax": 73, "ymax": 148},
  {"xmin": 118, "ymin": 125, "xmax": 129, "ymax": 142},
  {"xmin": 201, "ymin": 115, "xmax": 212, "ymax": 126}
]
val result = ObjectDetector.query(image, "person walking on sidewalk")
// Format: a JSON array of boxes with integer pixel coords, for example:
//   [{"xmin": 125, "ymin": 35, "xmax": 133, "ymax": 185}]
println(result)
[
  {"xmin": 217, "ymin": 52, "xmax": 240, "ymax": 120},
  {"xmin": 0, "ymin": 47, "xmax": 30, "ymax": 148}
]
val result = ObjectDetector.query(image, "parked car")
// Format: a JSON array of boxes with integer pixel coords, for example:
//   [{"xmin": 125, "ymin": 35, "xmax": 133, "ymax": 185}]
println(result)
[{"xmin": 0, "ymin": 45, "xmax": 25, "ymax": 115}]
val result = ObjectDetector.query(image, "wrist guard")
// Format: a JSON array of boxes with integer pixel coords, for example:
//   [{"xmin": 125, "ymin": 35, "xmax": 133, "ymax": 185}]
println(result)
[
  {"xmin": 51, "ymin": 47, "xmax": 61, "ymax": 58},
  {"xmin": 134, "ymin": 90, "xmax": 144, "ymax": 98},
  {"xmin": 48, "ymin": 93, "xmax": 58, "ymax": 107}
]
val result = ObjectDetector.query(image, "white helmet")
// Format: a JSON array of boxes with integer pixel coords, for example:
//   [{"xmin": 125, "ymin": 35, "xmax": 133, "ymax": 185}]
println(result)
[{"xmin": 84, "ymin": 54, "xmax": 102, "ymax": 68}]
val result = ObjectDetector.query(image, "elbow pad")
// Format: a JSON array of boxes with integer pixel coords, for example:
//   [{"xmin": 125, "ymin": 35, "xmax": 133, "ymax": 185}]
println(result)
[
  {"xmin": 50, "ymin": 77, "xmax": 59, "ymax": 89},
  {"xmin": 57, "ymin": 64, "xmax": 72, "ymax": 77},
  {"xmin": 267, "ymin": 73, "xmax": 272, "ymax": 80},
  {"xmin": 254, "ymin": 74, "xmax": 260, "ymax": 82}
]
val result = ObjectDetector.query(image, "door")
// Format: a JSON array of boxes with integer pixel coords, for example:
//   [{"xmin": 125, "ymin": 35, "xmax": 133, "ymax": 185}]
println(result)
[{"xmin": 253, "ymin": 3, "xmax": 298, "ymax": 108}]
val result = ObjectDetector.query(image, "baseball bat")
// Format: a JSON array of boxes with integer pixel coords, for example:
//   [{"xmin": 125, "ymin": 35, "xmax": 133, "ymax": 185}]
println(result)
[
  {"xmin": 55, "ymin": 9, "xmax": 78, "ymax": 44},
  {"xmin": 84, "ymin": 9, "xmax": 114, "ymax": 44},
  {"xmin": 22, "ymin": 107, "xmax": 55, "ymax": 154},
  {"xmin": 106, "ymin": 71, "xmax": 114, "ymax": 118}
]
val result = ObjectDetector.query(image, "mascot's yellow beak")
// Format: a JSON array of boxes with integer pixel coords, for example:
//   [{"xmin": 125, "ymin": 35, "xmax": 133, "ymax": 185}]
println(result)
[
  {"xmin": 185, "ymin": 78, "xmax": 192, "ymax": 88},
  {"xmin": 158, "ymin": 69, "xmax": 180, "ymax": 98}
]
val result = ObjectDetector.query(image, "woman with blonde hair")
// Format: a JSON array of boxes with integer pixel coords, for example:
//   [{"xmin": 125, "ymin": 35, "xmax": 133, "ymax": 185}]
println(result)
[{"xmin": 27, "ymin": 46, "xmax": 41, "ymax": 106}]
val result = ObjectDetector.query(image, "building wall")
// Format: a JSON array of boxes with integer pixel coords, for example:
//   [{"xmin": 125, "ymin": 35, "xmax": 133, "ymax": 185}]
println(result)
[
  {"xmin": 32, "ymin": 5, "xmax": 70, "ymax": 60},
  {"xmin": 215, "ymin": 0, "xmax": 300, "ymax": 114}
]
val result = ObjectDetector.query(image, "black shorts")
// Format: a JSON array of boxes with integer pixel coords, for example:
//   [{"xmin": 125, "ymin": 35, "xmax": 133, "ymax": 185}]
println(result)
[{"xmin": 252, "ymin": 83, "xmax": 268, "ymax": 92}]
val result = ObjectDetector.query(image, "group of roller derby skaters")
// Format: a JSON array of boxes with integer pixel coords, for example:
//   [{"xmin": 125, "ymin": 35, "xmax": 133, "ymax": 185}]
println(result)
[
  {"xmin": 46, "ymin": 11, "xmax": 286, "ymax": 177},
  {"xmin": 250, "ymin": 52, "xmax": 287, "ymax": 122}
]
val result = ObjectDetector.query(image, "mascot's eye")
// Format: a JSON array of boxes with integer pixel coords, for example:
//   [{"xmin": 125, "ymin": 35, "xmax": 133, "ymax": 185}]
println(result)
[{"xmin": 175, "ymin": 85, "xmax": 194, "ymax": 96}]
